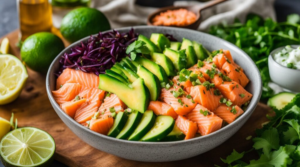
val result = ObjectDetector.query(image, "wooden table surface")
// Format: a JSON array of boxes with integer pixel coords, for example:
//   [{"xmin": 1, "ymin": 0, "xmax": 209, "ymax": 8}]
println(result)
[{"xmin": 0, "ymin": 30, "xmax": 271, "ymax": 167}]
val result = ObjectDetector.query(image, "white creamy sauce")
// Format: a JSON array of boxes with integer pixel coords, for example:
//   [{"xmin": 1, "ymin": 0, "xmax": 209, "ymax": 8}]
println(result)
[{"xmin": 274, "ymin": 45, "xmax": 300, "ymax": 69}]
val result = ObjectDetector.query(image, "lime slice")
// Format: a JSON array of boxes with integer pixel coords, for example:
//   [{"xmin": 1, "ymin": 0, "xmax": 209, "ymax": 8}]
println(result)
[
  {"xmin": 0, "ymin": 54, "xmax": 28, "ymax": 105},
  {"xmin": 0, "ymin": 117, "xmax": 11, "ymax": 141},
  {"xmin": 0, "ymin": 127, "xmax": 55, "ymax": 167},
  {"xmin": 1, "ymin": 38, "xmax": 10, "ymax": 54}
]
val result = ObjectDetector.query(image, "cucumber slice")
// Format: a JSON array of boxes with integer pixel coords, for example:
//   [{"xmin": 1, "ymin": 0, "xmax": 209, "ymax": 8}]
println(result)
[
  {"xmin": 193, "ymin": 41, "xmax": 209, "ymax": 60},
  {"xmin": 137, "ymin": 65, "xmax": 161, "ymax": 101},
  {"xmin": 116, "ymin": 111, "xmax": 142, "ymax": 139},
  {"xmin": 267, "ymin": 92, "xmax": 296, "ymax": 109},
  {"xmin": 170, "ymin": 42, "xmax": 181, "ymax": 51},
  {"xmin": 105, "ymin": 69, "xmax": 129, "ymax": 84},
  {"xmin": 151, "ymin": 52, "xmax": 176, "ymax": 77},
  {"xmin": 108, "ymin": 112, "xmax": 128, "ymax": 137},
  {"xmin": 141, "ymin": 116, "xmax": 175, "ymax": 142},
  {"xmin": 163, "ymin": 48, "xmax": 187, "ymax": 71},
  {"xmin": 128, "ymin": 110, "xmax": 156, "ymax": 141},
  {"xmin": 150, "ymin": 33, "xmax": 170, "ymax": 52},
  {"xmin": 162, "ymin": 124, "xmax": 185, "ymax": 141}
]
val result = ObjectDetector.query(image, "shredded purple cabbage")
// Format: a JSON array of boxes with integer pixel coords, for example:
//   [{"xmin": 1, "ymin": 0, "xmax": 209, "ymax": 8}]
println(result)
[
  {"xmin": 57, "ymin": 28, "xmax": 178, "ymax": 76},
  {"xmin": 57, "ymin": 28, "xmax": 138, "ymax": 76}
]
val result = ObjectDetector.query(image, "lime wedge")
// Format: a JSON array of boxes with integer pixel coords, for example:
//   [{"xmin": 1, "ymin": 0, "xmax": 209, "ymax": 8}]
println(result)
[
  {"xmin": 0, "ymin": 127, "xmax": 55, "ymax": 167},
  {"xmin": 0, "ymin": 54, "xmax": 28, "ymax": 105},
  {"xmin": 1, "ymin": 38, "xmax": 10, "ymax": 54},
  {"xmin": 0, "ymin": 117, "xmax": 11, "ymax": 141}
]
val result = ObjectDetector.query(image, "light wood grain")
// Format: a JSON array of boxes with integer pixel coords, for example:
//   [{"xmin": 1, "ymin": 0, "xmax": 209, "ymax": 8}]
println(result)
[{"xmin": 0, "ymin": 30, "xmax": 270, "ymax": 167}]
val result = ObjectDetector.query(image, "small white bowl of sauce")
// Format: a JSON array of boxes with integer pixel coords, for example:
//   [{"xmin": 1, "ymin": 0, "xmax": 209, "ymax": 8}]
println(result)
[{"xmin": 269, "ymin": 45, "xmax": 300, "ymax": 92}]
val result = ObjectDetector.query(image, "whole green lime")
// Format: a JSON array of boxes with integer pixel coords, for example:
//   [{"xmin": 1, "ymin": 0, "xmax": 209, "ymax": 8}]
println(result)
[
  {"xmin": 21, "ymin": 32, "xmax": 65, "ymax": 73},
  {"xmin": 60, "ymin": 7, "xmax": 111, "ymax": 43}
]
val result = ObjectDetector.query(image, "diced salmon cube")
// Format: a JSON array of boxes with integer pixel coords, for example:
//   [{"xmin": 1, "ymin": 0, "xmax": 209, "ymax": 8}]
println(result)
[
  {"xmin": 148, "ymin": 101, "xmax": 178, "ymax": 119},
  {"xmin": 222, "ymin": 62, "xmax": 249, "ymax": 87},
  {"xmin": 176, "ymin": 115, "xmax": 198, "ymax": 140},
  {"xmin": 52, "ymin": 83, "xmax": 82, "ymax": 104},
  {"xmin": 89, "ymin": 115, "xmax": 114, "ymax": 135},
  {"xmin": 213, "ymin": 104, "xmax": 244, "ymax": 124},
  {"xmin": 61, "ymin": 99, "xmax": 87, "ymax": 118},
  {"xmin": 216, "ymin": 81, "xmax": 252, "ymax": 106},
  {"xmin": 189, "ymin": 85, "xmax": 222, "ymax": 111},
  {"xmin": 187, "ymin": 104, "xmax": 223, "ymax": 136},
  {"xmin": 160, "ymin": 88, "xmax": 196, "ymax": 116}
]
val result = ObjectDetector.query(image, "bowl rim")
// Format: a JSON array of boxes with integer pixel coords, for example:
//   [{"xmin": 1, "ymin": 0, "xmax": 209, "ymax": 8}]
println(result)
[
  {"xmin": 46, "ymin": 25, "xmax": 262, "ymax": 145},
  {"xmin": 269, "ymin": 45, "xmax": 300, "ymax": 71}
]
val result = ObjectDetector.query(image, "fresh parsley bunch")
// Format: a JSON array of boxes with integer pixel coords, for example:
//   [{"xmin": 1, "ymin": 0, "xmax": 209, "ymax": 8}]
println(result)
[
  {"xmin": 209, "ymin": 14, "xmax": 300, "ymax": 99},
  {"xmin": 218, "ymin": 94, "xmax": 300, "ymax": 167}
]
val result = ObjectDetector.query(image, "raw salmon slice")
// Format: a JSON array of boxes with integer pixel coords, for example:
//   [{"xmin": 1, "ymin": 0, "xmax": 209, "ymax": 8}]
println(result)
[
  {"xmin": 187, "ymin": 104, "xmax": 223, "ymax": 136},
  {"xmin": 160, "ymin": 87, "xmax": 196, "ymax": 116},
  {"xmin": 189, "ymin": 85, "xmax": 222, "ymax": 111},
  {"xmin": 56, "ymin": 68, "xmax": 99, "ymax": 89},
  {"xmin": 61, "ymin": 98, "xmax": 87, "ymax": 118},
  {"xmin": 222, "ymin": 62, "xmax": 249, "ymax": 87},
  {"xmin": 172, "ymin": 76, "xmax": 193, "ymax": 91},
  {"xmin": 213, "ymin": 52, "xmax": 234, "ymax": 69},
  {"xmin": 216, "ymin": 81, "xmax": 252, "ymax": 106},
  {"xmin": 52, "ymin": 83, "xmax": 82, "ymax": 104},
  {"xmin": 175, "ymin": 115, "xmax": 198, "ymax": 140},
  {"xmin": 99, "ymin": 93, "xmax": 127, "ymax": 116},
  {"xmin": 89, "ymin": 115, "xmax": 114, "ymax": 135},
  {"xmin": 213, "ymin": 104, "xmax": 244, "ymax": 124},
  {"xmin": 74, "ymin": 88, "xmax": 106, "ymax": 124},
  {"xmin": 188, "ymin": 62, "xmax": 213, "ymax": 80},
  {"xmin": 148, "ymin": 101, "xmax": 178, "ymax": 119}
]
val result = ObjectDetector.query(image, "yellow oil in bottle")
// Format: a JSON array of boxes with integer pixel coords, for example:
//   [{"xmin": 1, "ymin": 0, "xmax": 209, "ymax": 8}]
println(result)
[{"xmin": 18, "ymin": 0, "xmax": 53, "ymax": 41}]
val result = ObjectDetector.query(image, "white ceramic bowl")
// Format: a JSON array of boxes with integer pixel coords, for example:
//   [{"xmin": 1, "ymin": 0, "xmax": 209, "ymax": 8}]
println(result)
[
  {"xmin": 269, "ymin": 45, "xmax": 300, "ymax": 92},
  {"xmin": 46, "ymin": 26, "xmax": 262, "ymax": 162}
]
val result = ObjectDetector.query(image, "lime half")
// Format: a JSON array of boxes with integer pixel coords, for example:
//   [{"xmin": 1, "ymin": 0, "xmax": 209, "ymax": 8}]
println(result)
[
  {"xmin": 0, "ymin": 127, "xmax": 55, "ymax": 167},
  {"xmin": 0, "ymin": 54, "xmax": 28, "ymax": 105}
]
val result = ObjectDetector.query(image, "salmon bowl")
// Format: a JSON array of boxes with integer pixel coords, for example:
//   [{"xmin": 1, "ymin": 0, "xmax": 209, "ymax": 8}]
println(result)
[{"xmin": 46, "ymin": 26, "xmax": 262, "ymax": 162}]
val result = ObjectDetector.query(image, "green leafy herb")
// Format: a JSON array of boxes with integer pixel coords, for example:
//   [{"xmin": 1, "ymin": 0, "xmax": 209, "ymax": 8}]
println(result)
[
  {"xmin": 109, "ymin": 107, "xmax": 116, "ymax": 113},
  {"xmin": 105, "ymin": 92, "xmax": 111, "ymax": 98},
  {"xmin": 186, "ymin": 94, "xmax": 192, "ymax": 99},
  {"xmin": 197, "ymin": 60, "xmax": 204, "ymax": 68},
  {"xmin": 221, "ymin": 150, "xmax": 244, "ymax": 165},
  {"xmin": 126, "ymin": 40, "xmax": 150, "ymax": 60},
  {"xmin": 214, "ymin": 89, "xmax": 221, "ymax": 96},
  {"xmin": 230, "ymin": 106, "xmax": 237, "ymax": 114},
  {"xmin": 172, "ymin": 88, "xmax": 185, "ymax": 98},
  {"xmin": 239, "ymin": 94, "xmax": 245, "ymax": 98}
]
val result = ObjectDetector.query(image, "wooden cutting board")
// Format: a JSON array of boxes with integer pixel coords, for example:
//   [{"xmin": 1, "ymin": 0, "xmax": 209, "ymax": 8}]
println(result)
[{"xmin": 0, "ymin": 30, "xmax": 271, "ymax": 167}]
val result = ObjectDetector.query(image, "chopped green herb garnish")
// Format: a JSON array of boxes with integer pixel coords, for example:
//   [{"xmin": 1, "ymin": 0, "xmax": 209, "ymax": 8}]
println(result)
[
  {"xmin": 172, "ymin": 88, "xmax": 185, "ymax": 98},
  {"xmin": 214, "ymin": 89, "xmax": 221, "ymax": 96},
  {"xmin": 200, "ymin": 109, "xmax": 209, "ymax": 116},
  {"xmin": 166, "ymin": 83, "xmax": 171, "ymax": 89},
  {"xmin": 179, "ymin": 69, "xmax": 192, "ymax": 82},
  {"xmin": 75, "ymin": 95, "xmax": 80, "ymax": 101},
  {"xmin": 239, "ymin": 94, "xmax": 245, "ymax": 98},
  {"xmin": 226, "ymin": 100, "xmax": 233, "ymax": 107},
  {"xmin": 212, "ymin": 49, "xmax": 223, "ymax": 56},
  {"xmin": 109, "ymin": 107, "xmax": 116, "ymax": 113},
  {"xmin": 197, "ymin": 60, "xmax": 204, "ymax": 68},
  {"xmin": 105, "ymin": 92, "xmax": 111, "ymax": 98},
  {"xmin": 191, "ymin": 99, "xmax": 195, "ymax": 103},
  {"xmin": 202, "ymin": 81, "xmax": 215, "ymax": 90},
  {"xmin": 169, "ymin": 81, "xmax": 174, "ymax": 86},
  {"xmin": 186, "ymin": 94, "xmax": 192, "ymax": 99},
  {"xmin": 230, "ymin": 106, "xmax": 237, "ymax": 114},
  {"xmin": 178, "ymin": 99, "xmax": 183, "ymax": 106},
  {"xmin": 161, "ymin": 82, "xmax": 166, "ymax": 88},
  {"xmin": 220, "ymin": 97, "xmax": 227, "ymax": 103}
]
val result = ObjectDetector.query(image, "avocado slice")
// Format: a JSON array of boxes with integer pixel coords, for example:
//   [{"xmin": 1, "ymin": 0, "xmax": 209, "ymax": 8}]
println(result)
[
  {"xmin": 170, "ymin": 42, "xmax": 181, "ymax": 51},
  {"xmin": 151, "ymin": 52, "xmax": 176, "ymax": 77},
  {"xmin": 108, "ymin": 112, "xmax": 128, "ymax": 137},
  {"xmin": 122, "ymin": 57, "xmax": 137, "ymax": 72},
  {"xmin": 162, "ymin": 124, "xmax": 185, "ymax": 141},
  {"xmin": 150, "ymin": 33, "xmax": 170, "ymax": 52},
  {"xmin": 105, "ymin": 69, "xmax": 129, "ymax": 84},
  {"xmin": 180, "ymin": 38, "xmax": 193, "ymax": 50},
  {"xmin": 110, "ymin": 66, "xmax": 126, "ymax": 77},
  {"xmin": 185, "ymin": 46, "xmax": 197, "ymax": 68},
  {"xmin": 114, "ymin": 63, "xmax": 139, "ymax": 83},
  {"xmin": 99, "ymin": 75, "xmax": 150, "ymax": 113},
  {"xmin": 138, "ymin": 35, "xmax": 159, "ymax": 56},
  {"xmin": 193, "ymin": 41, "xmax": 210, "ymax": 60},
  {"xmin": 134, "ymin": 56, "xmax": 169, "ymax": 84},
  {"xmin": 163, "ymin": 48, "xmax": 187, "ymax": 71},
  {"xmin": 141, "ymin": 116, "xmax": 175, "ymax": 142},
  {"xmin": 128, "ymin": 110, "xmax": 156, "ymax": 141},
  {"xmin": 116, "ymin": 111, "xmax": 142, "ymax": 139},
  {"xmin": 136, "ymin": 65, "xmax": 161, "ymax": 101}
]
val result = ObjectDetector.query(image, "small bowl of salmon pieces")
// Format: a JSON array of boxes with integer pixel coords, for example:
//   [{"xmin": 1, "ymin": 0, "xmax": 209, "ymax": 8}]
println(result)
[{"xmin": 46, "ymin": 26, "xmax": 262, "ymax": 162}]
